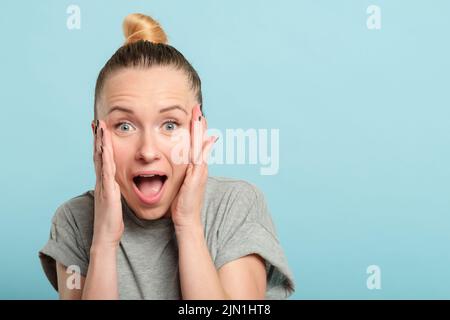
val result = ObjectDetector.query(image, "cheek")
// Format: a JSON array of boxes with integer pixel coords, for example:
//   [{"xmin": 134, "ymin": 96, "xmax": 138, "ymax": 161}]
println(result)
[
  {"xmin": 157, "ymin": 140, "xmax": 175, "ymax": 156},
  {"xmin": 158, "ymin": 135, "xmax": 190, "ymax": 164},
  {"xmin": 111, "ymin": 139, "xmax": 131, "ymax": 170},
  {"xmin": 162, "ymin": 126, "xmax": 191, "ymax": 155},
  {"xmin": 172, "ymin": 163, "xmax": 188, "ymax": 175},
  {"xmin": 169, "ymin": 163, "xmax": 189, "ymax": 190}
]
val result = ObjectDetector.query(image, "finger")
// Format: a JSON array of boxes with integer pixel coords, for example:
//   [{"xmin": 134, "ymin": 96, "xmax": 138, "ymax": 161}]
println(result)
[
  {"xmin": 201, "ymin": 114, "xmax": 208, "ymax": 146},
  {"xmin": 198, "ymin": 114, "xmax": 212, "ymax": 165},
  {"xmin": 192, "ymin": 113, "xmax": 213, "ymax": 178},
  {"xmin": 198, "ymin": 114, "xmax": 211, "ymax": 166},
  {"xmin": 93, "ymin": 120, "xmax": 103, "ymax": 191},
  {"xmin": 190, "ymin": 104, "xmax": 203, "ymax": 165},
  {"xmin": 201, "ymin": 136, "xmax": 218, "ymax": 166},
  {"xmin": 189, "ymin": 136, "xmax": 216, "ymax": 184},
  {"xmin": 100, "ymin": 121, "xmax": 117, "ymax": 194},
  {"xmin": 190, "ymin": 133, "xmax": 216, "ymax": 183},
  {"xmin": 99, "ymin": 121, "xmax": 106, "ymax": 192}
]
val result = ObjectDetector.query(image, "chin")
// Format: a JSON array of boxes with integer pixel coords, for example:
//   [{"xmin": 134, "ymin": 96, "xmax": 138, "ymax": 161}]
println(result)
[
  {"xmin": 135, "ymin": 205, "xmax": 171, "ymax": 220},
  {"xmin": 125, "ymin": 194, "xmax": 170, "ymax": 220}
]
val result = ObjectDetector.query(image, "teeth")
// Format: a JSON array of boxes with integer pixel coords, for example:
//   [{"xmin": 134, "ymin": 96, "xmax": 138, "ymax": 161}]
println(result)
[{"xmin": 139, "ymin": 174, "xmax": 156, "ymax": 178}]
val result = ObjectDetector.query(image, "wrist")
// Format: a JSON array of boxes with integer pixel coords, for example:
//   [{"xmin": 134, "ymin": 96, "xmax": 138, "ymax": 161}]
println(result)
[
  {"xmin": 173, "ymin": 214, "xmax": 203, "ymax": 231},
  {"xmin": 90, "ymin": 240, "xmax": 119, "ymax": 256},
  {"xmin": 175, "ymin": 222, "xmax": 204, "ymax": 240}
]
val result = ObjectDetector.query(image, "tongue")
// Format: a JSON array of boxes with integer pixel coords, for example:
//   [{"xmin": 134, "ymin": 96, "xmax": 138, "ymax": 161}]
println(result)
[{"xmin": 137, "ymin": 177, "xmax": 163, "ymax": 198}]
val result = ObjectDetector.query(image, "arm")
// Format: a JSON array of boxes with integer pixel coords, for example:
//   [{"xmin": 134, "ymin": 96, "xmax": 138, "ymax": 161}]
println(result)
[
  {"xmin": 176, "ymin": 224, "xmax": 227, "ymax": 299},
  {"xmin": 81, "ymin": 244, "xmax": 119, "ymax": 299},
  {"xmin": 173, "ymin": 105, "xmax": 266, "ymax": 299},
  {"xmin": 176, "ymin": 224, "xmax": 267, "ymax": 300},
  {"xmin": 56, "ymin": 262, "xmax": 85, "ymax": 300},
  {"xmin": 55, "ymin": 244, "xmax": 119, "ymax": 300},
  {"xmin": 218, "ymin": 254, "xmax": 267, "ymax": 299},
  {"xmin": 76, "ymin": 120, "xmax": 123, "ymax": 299}
]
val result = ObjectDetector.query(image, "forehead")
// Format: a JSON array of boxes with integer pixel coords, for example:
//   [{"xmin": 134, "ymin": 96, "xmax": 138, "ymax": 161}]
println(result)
[{"xmin": 100, "ymin": 66, "xmax": 195, "ymax": 114}]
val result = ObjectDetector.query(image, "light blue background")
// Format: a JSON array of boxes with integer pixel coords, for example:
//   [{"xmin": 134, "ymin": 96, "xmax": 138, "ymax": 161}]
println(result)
[{"xmin": 1, "ymin": 0, "xmax": 449, "ymax": 299}]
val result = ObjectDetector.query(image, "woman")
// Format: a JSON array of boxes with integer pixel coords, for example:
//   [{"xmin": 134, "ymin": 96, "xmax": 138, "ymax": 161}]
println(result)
[{"xmin": 39, "ymin": 13, "xmax": 295, "ymax": 300}]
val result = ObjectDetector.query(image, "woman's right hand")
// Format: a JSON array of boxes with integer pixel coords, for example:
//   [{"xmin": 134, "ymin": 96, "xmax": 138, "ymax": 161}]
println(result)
[{"xmin": 92, "ymin": 120, "xmax": 124, "ymax": 249}]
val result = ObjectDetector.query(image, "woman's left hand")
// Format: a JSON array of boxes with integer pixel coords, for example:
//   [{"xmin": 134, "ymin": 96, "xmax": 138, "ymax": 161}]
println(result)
[{"xmin": 170, "ymin": 104, "xmax": 217, "ymax": 229}]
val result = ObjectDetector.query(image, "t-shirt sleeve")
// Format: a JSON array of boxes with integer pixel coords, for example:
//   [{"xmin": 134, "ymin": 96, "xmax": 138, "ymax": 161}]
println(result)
[
  {"xmin": 38, "ymin": 203, "xmax": 89, "ymax": 291},
  {"xmin": 214, "ymin": 182, "xmax": 295, "ymax": 299}
]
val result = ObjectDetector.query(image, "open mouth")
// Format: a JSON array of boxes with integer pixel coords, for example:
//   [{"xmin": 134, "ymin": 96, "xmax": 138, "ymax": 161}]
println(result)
[{"xmin": 132, "ymin": 173, "xmax": 168, "ymax": 205}]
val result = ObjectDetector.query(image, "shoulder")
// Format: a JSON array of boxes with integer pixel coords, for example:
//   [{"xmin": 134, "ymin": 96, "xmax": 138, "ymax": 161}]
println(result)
[
  {"xmin": 205, "ymin": 177, "xmax": 296, "ymax": 299},
  {"xmin": 203, "ymin": 176, "xmax": 271, "ymax": 228},
  {"xmin": 51, "ymin": 190, "xmax": 95, "ymax": 239},
  {"xmin": 205, "ymin": 176, "xmax": 264, "ymax": 206},
  {"xmin": 39, "ymin": 191, "xmax": 94, "ymax": 287}
]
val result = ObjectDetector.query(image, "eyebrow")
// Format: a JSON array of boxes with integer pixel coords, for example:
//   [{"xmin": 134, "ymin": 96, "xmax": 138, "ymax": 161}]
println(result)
[
  {"xmin": 159, "ymin": 105, "xmax": 188, "ymax": 115},
  {"xmin": 107, "ymin": 106, "xmax": 134, "ymax": 115},
  {"xmin": 107, "ymin": 105, "xmax": 188, "ymax": 115}
]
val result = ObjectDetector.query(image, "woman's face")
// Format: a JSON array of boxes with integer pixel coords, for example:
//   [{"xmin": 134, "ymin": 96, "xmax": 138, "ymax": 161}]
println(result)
[{"xmin": 95, "ymin": 66, "xmax": 197, "ymax": 220}]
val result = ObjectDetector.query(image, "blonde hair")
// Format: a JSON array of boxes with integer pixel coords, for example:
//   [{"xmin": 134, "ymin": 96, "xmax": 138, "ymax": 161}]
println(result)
[
  {"xmin": 123, "ymin": 13, "xmax": 168, "ymax": 45},
  {"xmin": 94, "ymin": 13, "xmax": 202, "ymax": 120}
]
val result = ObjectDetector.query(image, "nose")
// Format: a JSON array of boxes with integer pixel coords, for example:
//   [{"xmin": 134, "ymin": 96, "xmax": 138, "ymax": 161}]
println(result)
[{"xmin": 135, "ymin": 130, "xmax": 162, "ymax": 163}]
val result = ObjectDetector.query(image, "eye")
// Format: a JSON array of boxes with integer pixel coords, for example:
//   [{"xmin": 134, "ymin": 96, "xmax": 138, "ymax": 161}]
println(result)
[
  {"xmin": 163, "ymin": 120, "xmax": 179, "ymax": 131},
  {"xmin": 115, "ymin": 121, "xmax": 135, "ymax": 132}
]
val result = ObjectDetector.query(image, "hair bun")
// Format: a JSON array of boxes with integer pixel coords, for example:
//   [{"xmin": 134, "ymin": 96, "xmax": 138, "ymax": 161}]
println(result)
[{"xmin": 123, "ymin": 13, "xmax": 168, "ymax": 45}]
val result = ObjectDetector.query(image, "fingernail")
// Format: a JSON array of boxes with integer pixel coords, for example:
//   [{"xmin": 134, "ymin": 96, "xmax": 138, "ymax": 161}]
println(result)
[{"xmin": 198, "ymin": 105, "xmax": 202, "ymax": 121}]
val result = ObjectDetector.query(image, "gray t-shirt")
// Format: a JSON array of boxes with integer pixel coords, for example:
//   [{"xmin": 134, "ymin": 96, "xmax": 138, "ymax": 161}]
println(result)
[{"xmin": 39, "ymin": 176, "xmax": 295, "ymax": 299}]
